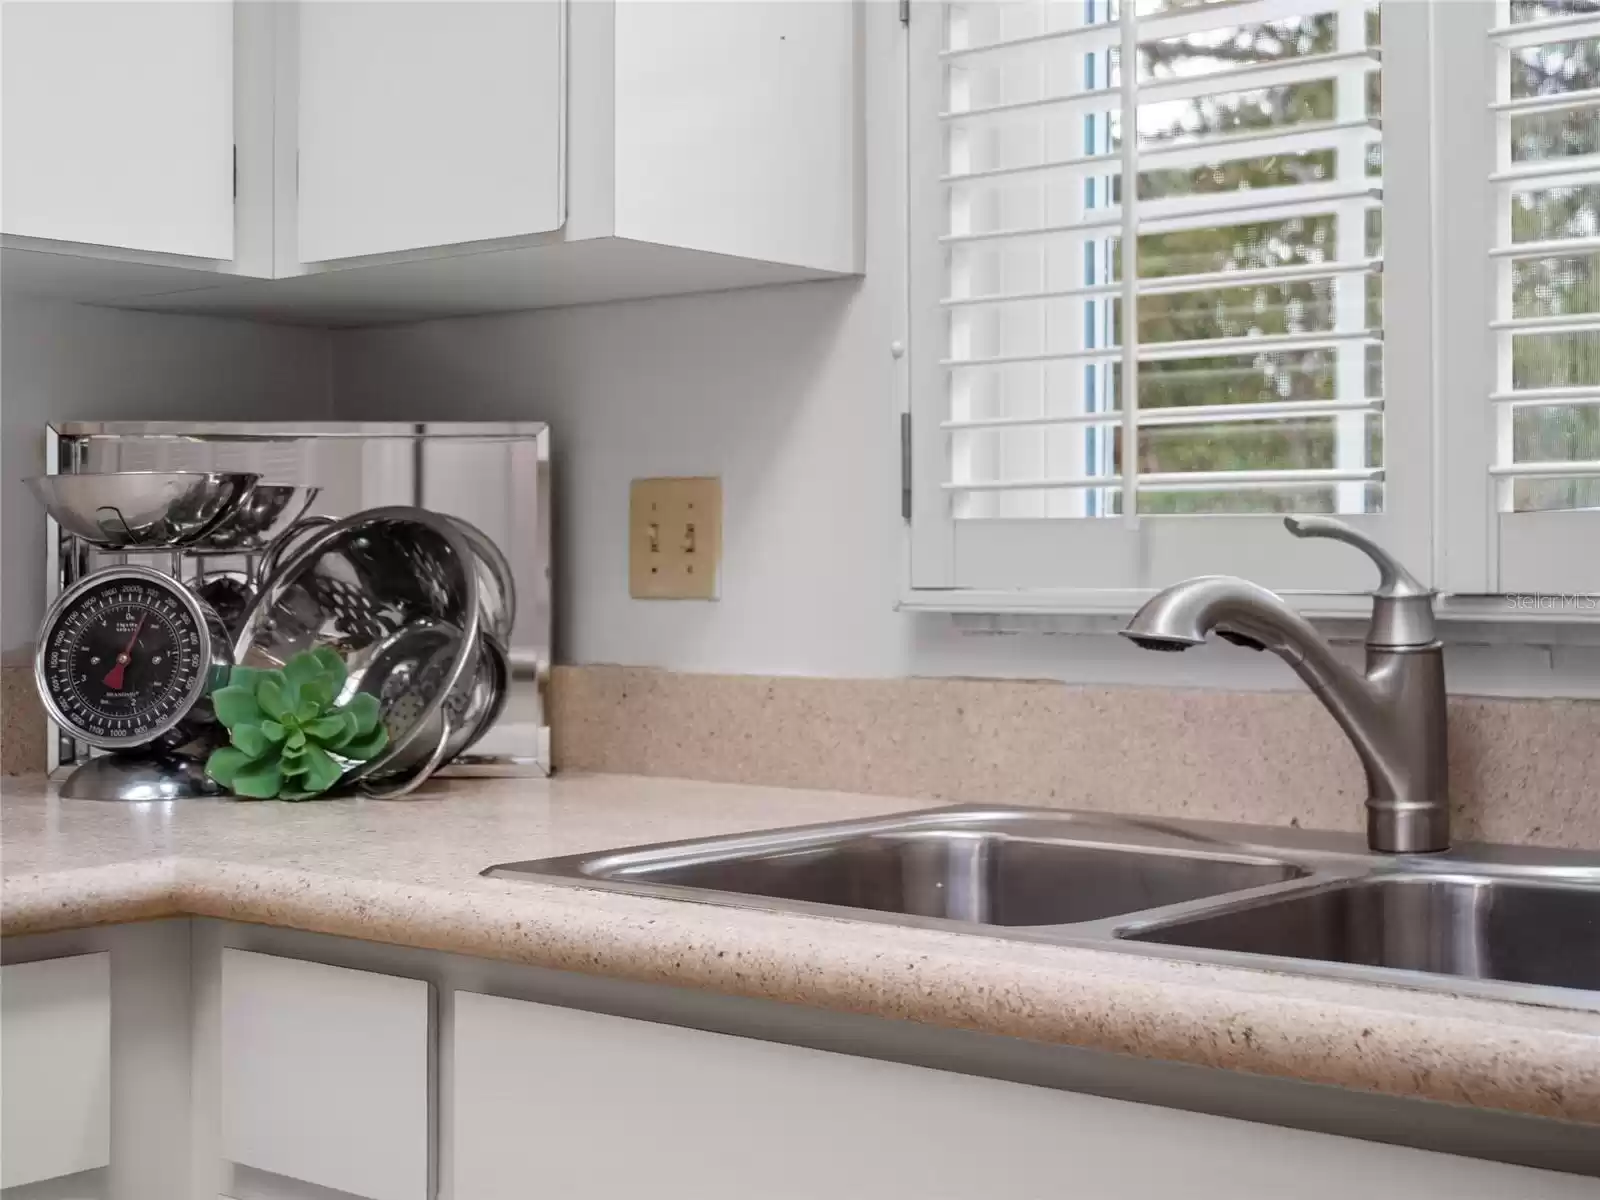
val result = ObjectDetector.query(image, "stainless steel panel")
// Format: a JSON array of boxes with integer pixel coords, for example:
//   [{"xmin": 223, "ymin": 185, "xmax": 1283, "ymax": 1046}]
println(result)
[{"xmin": 47, "ymin": 421, "xmax": 551, "ymax": 776}]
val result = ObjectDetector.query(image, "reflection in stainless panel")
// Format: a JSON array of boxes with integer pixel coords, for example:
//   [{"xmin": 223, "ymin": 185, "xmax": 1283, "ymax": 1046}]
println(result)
[{"xmin": 47, "ymin": 421, "xmax": 551, "ymax": 777}]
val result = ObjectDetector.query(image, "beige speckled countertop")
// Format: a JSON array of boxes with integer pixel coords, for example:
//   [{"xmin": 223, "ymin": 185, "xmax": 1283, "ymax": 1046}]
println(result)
[{"xmin": 3, "ymin": 772, "xmax": 1598, "ymax": 1124}]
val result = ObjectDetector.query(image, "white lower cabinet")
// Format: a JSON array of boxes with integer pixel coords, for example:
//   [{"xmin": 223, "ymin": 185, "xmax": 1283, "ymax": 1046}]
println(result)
[
  {"xmin": 219, "ymin": 949, "xmax": 432, "ymax": 1200},
  {"xmin": 0, "ymin": 926, "xmax": 1593, "ymax": 1200},
  {"xmin": 450, "ymin": 990, "xmax": 1591, "ymax": 1200},
  {"xmin": 0, "ymin": 953, "xmax": 112, "ymax": 1190}
]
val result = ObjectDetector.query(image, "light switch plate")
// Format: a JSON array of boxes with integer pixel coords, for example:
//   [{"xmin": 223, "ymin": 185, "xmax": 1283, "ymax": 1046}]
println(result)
[{"xmin": 630, "ymin": 477, "xmax": 721, "ymax": 600}]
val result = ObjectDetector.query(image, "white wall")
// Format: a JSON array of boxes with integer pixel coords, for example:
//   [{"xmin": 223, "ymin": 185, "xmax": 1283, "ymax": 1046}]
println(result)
[
  {"xmin": 331, "ymin": 0, "xmax": 1600, "ymax": 698},
  {"xmin": 331, "ymin": 280, "xmax": 1600, "ymax": 696},
  {"xmin": 1, "ymin": 299, "xmax": 335, "ymax": 652}
]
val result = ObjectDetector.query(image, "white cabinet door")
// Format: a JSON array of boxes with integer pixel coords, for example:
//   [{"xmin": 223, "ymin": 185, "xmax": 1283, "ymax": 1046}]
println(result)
[
  {"xmin": 219, "ymin": 949, "xmax": 432, "ymax": 1200},
  {"xmin": 296, "ymin": 0, "xmax": 565, "ymax": 264},
  {"xmin": 0, "ymin": 953, "xmax": 112, "ymax": 1190},
  {"xmin": 452, "ymin": 991, "xmax": 1593, "ymax": 1200},
  {"xmin": 1, "ymin": 1, "xmax": 234, "ymax": 259}
]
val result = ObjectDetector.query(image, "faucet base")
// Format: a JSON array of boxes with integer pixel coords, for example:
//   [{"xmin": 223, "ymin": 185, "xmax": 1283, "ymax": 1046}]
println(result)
[{"xmin": 1367, "ymin": 804, "xmax": 1449, "ymax": 854}]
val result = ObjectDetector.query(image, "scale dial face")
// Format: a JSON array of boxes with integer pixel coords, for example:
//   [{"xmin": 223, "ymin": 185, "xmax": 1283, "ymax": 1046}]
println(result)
[{"xmin": 37, "ymin": 568, "xmax": 212, "ymax": 749}]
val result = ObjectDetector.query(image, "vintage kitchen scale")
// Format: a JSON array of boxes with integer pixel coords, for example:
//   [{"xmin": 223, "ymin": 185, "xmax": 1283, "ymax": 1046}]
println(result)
[
  {"xmin": 31, "ymin": 422, "xmax": 553, "ymax": 801},
  {"xmin": 26, "ymin": 470, "xmax": 321, "ymax": 799}
]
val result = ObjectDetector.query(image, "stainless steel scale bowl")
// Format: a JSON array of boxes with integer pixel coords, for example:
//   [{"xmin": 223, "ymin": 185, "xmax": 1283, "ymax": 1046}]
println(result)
[
  {"xmin": 26, "ymin": 472, "xmax": 258, "ymax": 549},
  {"xmin": 25, "ymin": 474, "xmax": 255, "ymax": 799}
]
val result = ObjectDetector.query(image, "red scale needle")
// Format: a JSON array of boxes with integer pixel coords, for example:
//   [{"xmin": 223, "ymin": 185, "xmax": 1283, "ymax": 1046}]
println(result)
[{"xmin": 102, "ymin": 612, "xmax": 149, "ymax": 692}]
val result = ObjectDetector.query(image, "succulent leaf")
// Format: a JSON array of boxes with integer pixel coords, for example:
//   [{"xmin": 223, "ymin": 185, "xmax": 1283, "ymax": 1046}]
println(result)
[
  {"xmin": 260, "ymin": 719, "xmax": 287, "ymax": 743},
  {"xmin": 330, "ymin": 710, "xmax": 362, "ymax": 749},
  {"xmin": 212, "ymin": 686, "xmax": 263, "ymax": 728},
  {"xmin": 340, "ymin": 724, "xmax": 390, "ymax": 762},
  {"xmin": 253, "ymin": 668, "xmax": 288, "ymax": 695},
  {"xmin": 300, "ymin": 745, "xmax": 343, "ymax": 793},
  {"xmin": 310, "ymin": 646, "xmax": 348, "ymax": 695},
  {"xmin": 282, "ymin": 651, "xmax": 327, "ymax": 689},
  {"xmin": 231, "ymin": 724, "xmax": 270, "ymax": 758},
  {"xmin": 205, "ymin": 745, "xmax": 262, "ymax": 788},
  {"xmin": 257, "ymin": 675, "xmax": 294, "ymax": 721},
  {"xmin": 345, "ymin": 692, "xmax": 381, "ymax": 736},
  {"xmin": 231, "ymin": 759, "xmax": 284, "ymax": 799},
  {"xmin": 227, "ymin": 666, "xmax": 269, "ymax": 696},
  {"xmin": 301, "ymin": 677, "xmax": 335, "ymax": 711},
  {"xmin": 306, "ymin": 715, "xmax": 349, "ymax": 741}
]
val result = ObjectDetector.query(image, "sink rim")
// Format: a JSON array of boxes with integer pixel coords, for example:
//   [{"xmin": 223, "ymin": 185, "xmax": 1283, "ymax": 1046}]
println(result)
[
  {"xmin": 570, "ymin": 805, "xmax": 1320, "ymax": 880},
  {"xmin": 594, "ymin": 825, "xmax": 1311, "ymax": 883},
  {"xmin": 482, "ymin": 803, "xmax": 1600, "ymax": 1013}
]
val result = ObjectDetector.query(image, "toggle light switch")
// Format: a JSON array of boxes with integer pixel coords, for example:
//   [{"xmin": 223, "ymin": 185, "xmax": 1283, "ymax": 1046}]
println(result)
[{"xmin": 629, "ymin": 477, "xmax": 721, "ymax": 600}]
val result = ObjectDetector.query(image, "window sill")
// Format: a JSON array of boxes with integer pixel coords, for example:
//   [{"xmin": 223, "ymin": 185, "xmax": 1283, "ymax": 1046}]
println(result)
[{"xmin": 899, "ymin": 589, "xmax": 1600, "ymax": 646}]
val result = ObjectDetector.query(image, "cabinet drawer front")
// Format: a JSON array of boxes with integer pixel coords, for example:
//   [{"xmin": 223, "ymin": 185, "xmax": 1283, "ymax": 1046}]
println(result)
[
  {"xmin": 0, "ymin": 953, "xmax": 112, "ymax": 1189},
  {"xmin": 451, "ymin": 991, "xmax": 1590, "ymax": 1200},
  {"xmin": 219, "ymin": 949, "xmax": 432, "ymax": 1200}
]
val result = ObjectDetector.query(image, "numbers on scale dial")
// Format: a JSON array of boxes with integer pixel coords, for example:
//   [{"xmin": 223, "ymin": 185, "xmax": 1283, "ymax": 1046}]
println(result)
[{"xmin": 41, "ymin": 576, "xmax": 206, "ymax": 746}]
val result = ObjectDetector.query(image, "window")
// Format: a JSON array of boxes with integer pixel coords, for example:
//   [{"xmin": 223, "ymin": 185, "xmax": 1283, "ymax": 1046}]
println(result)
[{"xmin": 906, "ymin": 0, "xmax": 1600, "ymax": 609}]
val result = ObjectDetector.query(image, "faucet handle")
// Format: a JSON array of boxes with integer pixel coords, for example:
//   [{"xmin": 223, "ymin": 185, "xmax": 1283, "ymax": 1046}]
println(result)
[
  {"xmin": 1284, "ymin": 516, "xmax": 1437, "ymax": 646},
  {"xmin": 1283, "ymin": 516, "xmax": 1430, "ymax": 599}
]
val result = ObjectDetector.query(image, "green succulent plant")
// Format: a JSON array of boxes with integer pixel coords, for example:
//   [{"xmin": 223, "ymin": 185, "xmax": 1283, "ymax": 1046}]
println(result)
[{"xmin": 205, "ymin": 647, "xmax": 389, "ymax": 801}]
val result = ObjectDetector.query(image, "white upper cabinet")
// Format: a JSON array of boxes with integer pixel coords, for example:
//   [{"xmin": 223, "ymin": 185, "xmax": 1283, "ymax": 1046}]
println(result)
[
  {"xmin": 295, "ymin": 1, "xmax": 564, "ymax": 264},
  {"xmin": 0, "ymin": 0, "xmax": 861, "ymax": 321},
  {"xmin": 612, "ymin": 0, "xmax": 859, "ymax": 273},
  {"xmin": 1, "ymin": 0, "xmax": 235, "ymax": 260}
]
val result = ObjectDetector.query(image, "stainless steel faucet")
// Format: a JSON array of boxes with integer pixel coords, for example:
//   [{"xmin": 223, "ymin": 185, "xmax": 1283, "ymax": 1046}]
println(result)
[{"xmin": 1121, "ymin": 516, "xmax": 1449, "ymax": 854}]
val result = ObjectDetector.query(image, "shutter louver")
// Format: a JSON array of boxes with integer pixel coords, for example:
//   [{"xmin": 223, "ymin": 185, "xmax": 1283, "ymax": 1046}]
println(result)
[
  {"xmin": 939, "ymin": 0, "xmax": 1384, "ymax": 520},
  {"xmin": 1489, "ymin": 3, "xmax": 1600, "ymax": 507}
]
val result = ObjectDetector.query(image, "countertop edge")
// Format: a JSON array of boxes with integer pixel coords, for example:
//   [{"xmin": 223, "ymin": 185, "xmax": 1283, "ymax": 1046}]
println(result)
[{"xmin": 3, "ymin": 852, "xmax": 1596, "ymax": 1126}]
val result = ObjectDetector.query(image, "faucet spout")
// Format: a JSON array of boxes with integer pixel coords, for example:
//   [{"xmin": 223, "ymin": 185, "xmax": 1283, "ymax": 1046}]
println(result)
[
  {"xmin": 1122, "ymin": 572, "xmax": 1449, "ymax": 854},
  {"xmin": 1124, "ymin": 575, "xmax": 1339, "ymax": 666}
]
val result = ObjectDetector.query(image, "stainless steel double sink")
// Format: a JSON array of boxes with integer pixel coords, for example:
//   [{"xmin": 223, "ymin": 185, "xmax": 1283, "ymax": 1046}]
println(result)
[{"xmin": 486, "ymin": 806, "xmax": 1600, "ymax": 1009}]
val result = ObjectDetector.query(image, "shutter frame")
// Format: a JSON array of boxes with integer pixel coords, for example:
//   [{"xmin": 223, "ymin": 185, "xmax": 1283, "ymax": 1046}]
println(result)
[
  {"xmin": 1436, "ymin": 0, "xmax": 1600, "ymax": 597},
  {"xmin": 908, "ymin": 0, "xmax": 1434, "ymax": 601}
]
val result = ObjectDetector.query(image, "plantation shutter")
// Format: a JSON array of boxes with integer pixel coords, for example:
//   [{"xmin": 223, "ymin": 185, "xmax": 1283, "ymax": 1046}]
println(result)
[
  {"xmin": 1485, "ymin": 0, "xmax": 1600, "ymax": 593},
  {"xmin": 907, "ymin": 0, "xmax": 1432, "ymax": 598}
]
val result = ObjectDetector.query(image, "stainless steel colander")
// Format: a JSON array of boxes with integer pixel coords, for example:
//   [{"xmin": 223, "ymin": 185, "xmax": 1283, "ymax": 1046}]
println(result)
[{"xmin": 230, "ymin": 506, "xmax": 489, "ymax": 794}]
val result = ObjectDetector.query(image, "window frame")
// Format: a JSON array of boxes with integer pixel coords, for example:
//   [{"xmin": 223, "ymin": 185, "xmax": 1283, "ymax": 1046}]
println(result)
[{"xmin": 902, "ymin": 0, "xmax": 1443, "ymax": 613}]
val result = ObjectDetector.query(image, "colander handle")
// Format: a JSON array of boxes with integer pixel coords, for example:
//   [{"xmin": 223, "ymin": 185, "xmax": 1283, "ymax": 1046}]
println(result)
[{"xmin": 359, "ymin": 713, "xmax": 455, "ymax": 801}]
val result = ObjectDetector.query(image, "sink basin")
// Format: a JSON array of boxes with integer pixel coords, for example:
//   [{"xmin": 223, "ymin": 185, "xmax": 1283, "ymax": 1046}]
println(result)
[
  {"xmin": 486, "ymin": 805, "xmax": 1600, "ymax": 1007},
  {"xmin": 1122, "ymin": 874, "xmax": 1600, "ymax": 991},
  {"xmin": 585, "ymin": 830, "xmax": 1303, "ymax": 926},
  {"xmin": 487, "ymin": 809, "xmax": 1305, "ymax": 927}
]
